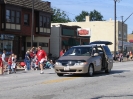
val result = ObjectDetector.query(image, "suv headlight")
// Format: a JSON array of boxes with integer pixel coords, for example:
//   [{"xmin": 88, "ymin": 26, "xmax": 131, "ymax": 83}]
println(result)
[
  {"xmin": 75, "ymin": 62, "xmax": 87, "ymax": 66},
  {"xmin": 55, "ymin": 62, "xmax": 61, "ymax": 65}
]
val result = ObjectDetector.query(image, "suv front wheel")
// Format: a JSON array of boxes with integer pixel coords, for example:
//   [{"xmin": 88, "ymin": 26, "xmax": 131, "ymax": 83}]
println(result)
[{"xmin": 87, "ymin": 64, "xmax": 94, "ymax": 77}]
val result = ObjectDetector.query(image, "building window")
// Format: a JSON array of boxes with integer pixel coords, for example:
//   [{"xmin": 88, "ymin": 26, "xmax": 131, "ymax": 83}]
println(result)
[
  {"xmin": 33, "ymin": 42, "xmax": 37, "ymax": 47},
  {"xmin": 124, "ymin": 33, "xmax": 127, "ymax": 38},
  {"xmin": 43, "ymin": 16, "xmax": 47, "ymax": 27},
  {"xmin": 119, "ymin": 31, "xmax": 121, "ymax": 37},
  {"xmin": 24, "ymin": 14, "xmax": 29, "ymax": 25},
  {"xmin": 6, "ymin": 10, "xmax": 11, "ymax": 22},
  {"xmin": 6, "ymin": 10, "xmax": 21, "ymax": 24},
  {"xmin": 47, "ymin": 17, "xmax": 50, "ymax": 28},
  {"xmin": 11, "ymin": 11, "xmax": 15, "ymax": 23},
  {"xmin": 40, "ymin": 16, "xmax": 43, "ymax": 27},
  {"xmin": 16, "ymin": 11, "xmax": 20, "ymax": 24},
  {"xmin": 39, "ymin": 42, "xmax": 48, "ymax": 47},
  {"xmin": 27, "ymin": 42, "xmax": 31, "ymax": 47}
]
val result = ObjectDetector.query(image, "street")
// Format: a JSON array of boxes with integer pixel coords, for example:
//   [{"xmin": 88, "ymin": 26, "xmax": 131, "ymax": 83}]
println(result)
[{"xmin": 0, "ymin": 61, "xmax": 133, "ymax": 99}]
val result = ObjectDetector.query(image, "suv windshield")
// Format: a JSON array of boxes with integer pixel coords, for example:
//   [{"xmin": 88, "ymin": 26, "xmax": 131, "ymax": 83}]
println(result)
[{"xmin": 64, "ymin": 47, "xmax": 92, "ymax": 56}]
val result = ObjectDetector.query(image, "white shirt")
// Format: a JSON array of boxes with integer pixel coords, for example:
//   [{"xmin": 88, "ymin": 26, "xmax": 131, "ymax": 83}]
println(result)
[{"xmin": 2, "ymin": 53, "xmax": 5, "ymax": 62}]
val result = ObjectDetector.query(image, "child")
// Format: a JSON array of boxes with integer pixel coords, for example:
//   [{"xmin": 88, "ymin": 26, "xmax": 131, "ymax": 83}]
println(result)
[
  {"xmin": 33, "ymin": 55, "xmax": 38, "ymax": 70},
  {"xmin": 7, "ymin": 55, "xmax": 12, "ymax": 74},
  {"xmin": 11, "ymin": 54, "xmax": 17, "ymax": 73},
  {"xmin": 0, "ymin": 54, "xmax": 3, "ymax": 75},
  {"xmin": 31, "ymin": 55, "xmax": 37, "ymax": 70},
  {"xmin": 45, "ymin": 60, "xmax": 54, "ymax": 69}
]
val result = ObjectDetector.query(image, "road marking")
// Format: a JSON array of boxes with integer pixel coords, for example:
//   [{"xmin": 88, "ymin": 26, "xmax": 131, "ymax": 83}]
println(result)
[{"xmin": 42, "ymin": 77, "xmax": 79, "ymax": 84}]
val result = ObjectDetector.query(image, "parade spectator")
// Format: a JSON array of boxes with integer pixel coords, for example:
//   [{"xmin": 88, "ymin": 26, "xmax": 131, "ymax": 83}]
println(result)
[
  {"xmin": 25, "ymin": 51, "xmax": 31, "ymax": 71},
  {"xmin": 119, "ymin": 52, "xmax": 123, "ymax": 62},
  {"xmin": 31, "ymin": 47, "xmax": 36, "ymax": 54},
  {"xmin": 7, "ymin": 55, "xmax": 12, "ymax": 74},
  {"xmin": 35, "ymin": 47, "xmax": 38, "ymax": 54},
  {"xmin": 129, "ymin": 51, "xmax": 132, "ymax": 60},
  {"xmin": 0, "ymin": 54, "xmax": 3, "ymax": 75},
  {"xmin": 37, "ymin": 46, "xmax": 47, "ymax": 74},
  {"xmin": 30, "ymin": 49, "xmax": 35, "ymax": 70},
  {"xmin": 11, "ymin": 54, "xmax": 17, "ymax": 73},
  {"xmin": 60, "ymin": 48, "xmax": 66, "ymax": 57},
  {"xmin": 32, "ymin": 55, "xmax": 38, "ymax": 70},
  {"xmin": 2, "ymin": 50, "xmax": 7, "ymax": 72},
  {"xmin": 45, "ymin": 60, "xmax": 54, "ymax": 69},
  {"xmin": 126, "ymin": 52, "xmax": 130, "ymax": 61}
]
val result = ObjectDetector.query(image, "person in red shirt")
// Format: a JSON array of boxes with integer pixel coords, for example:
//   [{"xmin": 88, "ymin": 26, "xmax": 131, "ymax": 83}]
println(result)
[
  {"xmin": 0, "ymin": 54, "xmax": 3, "ymax": 75},
  {"xmin": 37, "ymin": 46, "xmax": 47, "ymax": 74},
  {"xmin": 7, "ymin": 55, "xmax": 12, "ymax": 74},
  {"xmin": 60, "ymin": 49, "xmax": 66, "ymax": 57}
]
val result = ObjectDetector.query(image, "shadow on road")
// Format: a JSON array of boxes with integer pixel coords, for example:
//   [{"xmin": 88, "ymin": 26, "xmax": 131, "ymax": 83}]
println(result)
[
  {"xmin": 91, "ymin": 94, "xmax": 133, "ymax": 99},
  {"xmin": 63, "ymin": 70, "xmax": 130, "ymax": 77}
]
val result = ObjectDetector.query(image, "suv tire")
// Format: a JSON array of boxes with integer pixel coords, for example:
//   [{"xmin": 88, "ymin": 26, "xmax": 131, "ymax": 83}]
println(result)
[{"xmin": 87, "ymin": 64, "xmax": 94, "ymax": 77}]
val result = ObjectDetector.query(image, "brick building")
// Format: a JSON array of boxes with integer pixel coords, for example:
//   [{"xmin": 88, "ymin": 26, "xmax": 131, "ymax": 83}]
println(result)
[{"xmin": 0, "ymin": 0, "xmax": 53, "ymax": 59}]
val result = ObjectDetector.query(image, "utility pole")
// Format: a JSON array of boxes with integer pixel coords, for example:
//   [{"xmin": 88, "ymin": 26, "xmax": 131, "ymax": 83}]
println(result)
[
  {"xmin": 114, "ymin": 0, "xmax": 121, "ymax": 60},
  {"xmin": 31, "ymin": 0, "xmax": 34, "ymax": 47},
  {"xmin": 121, "ymin": 13, "xmax": 133, "ymax": 55},
  {"xmin": 114, "ymin": 0, "xmax": 117, "ymax": 59},
  {"xmin": 121, "ymin": 16, "xmax": 123, "ymax": 54}
]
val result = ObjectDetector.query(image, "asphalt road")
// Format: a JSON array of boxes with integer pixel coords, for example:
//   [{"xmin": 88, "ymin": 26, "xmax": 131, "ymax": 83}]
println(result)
[{"xmin": 0, "ymin": 61, "xmax": 133, "ymax": 99}]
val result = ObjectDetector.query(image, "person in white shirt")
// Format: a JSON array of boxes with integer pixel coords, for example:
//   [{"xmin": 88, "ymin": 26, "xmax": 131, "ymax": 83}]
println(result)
[
  {"xmin": 11, "ymin": 54, "xmax": 17, "ymax": 73},
  {"xmin": 2, "ymin": 50, "xmax": 7, "ymax": 72}
]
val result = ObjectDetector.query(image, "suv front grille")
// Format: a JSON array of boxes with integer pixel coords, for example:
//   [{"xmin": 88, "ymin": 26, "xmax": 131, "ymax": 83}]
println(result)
[
  {"xmin": 60, "ymin": 69, "xmax": 76, "ymax": 72},
  {"xmin": 62, "ymin": 63, "xmax": 75, "ymax": 66}
]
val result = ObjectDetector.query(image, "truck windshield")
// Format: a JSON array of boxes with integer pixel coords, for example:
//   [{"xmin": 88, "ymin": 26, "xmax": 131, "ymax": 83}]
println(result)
[{"xmin": 63, "ymin": 47, "xmax": 92, "ymax": 56}]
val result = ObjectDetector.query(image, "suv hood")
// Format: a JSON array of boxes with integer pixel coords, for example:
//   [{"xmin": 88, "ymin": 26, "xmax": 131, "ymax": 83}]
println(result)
[{"xmin": 58, "ymin": 56, "xmax": 91, "ymax": 61}]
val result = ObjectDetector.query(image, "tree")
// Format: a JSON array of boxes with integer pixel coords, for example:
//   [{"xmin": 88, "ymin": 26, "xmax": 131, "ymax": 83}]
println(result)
[
  {"xmin": 74, "ymin": 10, "xmax": 104, "ymax": 22},
  {"xmin": 75, "ymin": 11, "xmax": 89, "ymax": 22},
  {"xmin": 51, "ymin": 8, "xmax": 71, "ymax": 23},
  {"xmin": 89, "ymin": 10, "xmax": 103, "ymax": 21}
]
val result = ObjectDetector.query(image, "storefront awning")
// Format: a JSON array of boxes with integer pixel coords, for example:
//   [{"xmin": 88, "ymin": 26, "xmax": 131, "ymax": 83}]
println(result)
[
  {"xmin": 62, "ymin": 41, "xmax": 68, "ymax": 46},
  {"xmin": 68, "ymin": 38, "xmax": 76, "ymax": 46}
]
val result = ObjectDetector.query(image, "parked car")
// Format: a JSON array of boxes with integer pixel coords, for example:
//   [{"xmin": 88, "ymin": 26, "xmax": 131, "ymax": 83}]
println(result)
[{"xmin": 54, "ymin": 41, "xmax": 113, "ymax": 77}]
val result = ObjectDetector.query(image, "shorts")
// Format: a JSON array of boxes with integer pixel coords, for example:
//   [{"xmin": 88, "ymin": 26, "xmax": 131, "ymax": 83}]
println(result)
[
  {"xmin": 3, "ymin": 62, "xmax": 8, "ymax": 66},
  {"xmin": 11, "ymin": 63, "xmax": 16, "ymax": 69},
  {"xmin": 39, "ymin": 61, "xmax": 44, "ymax": 65}
]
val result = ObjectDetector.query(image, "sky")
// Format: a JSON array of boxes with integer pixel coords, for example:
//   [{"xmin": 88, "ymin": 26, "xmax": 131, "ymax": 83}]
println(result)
[{"xmin": 47, "ymin": 0, "xmax": 133, "ymax": 34}]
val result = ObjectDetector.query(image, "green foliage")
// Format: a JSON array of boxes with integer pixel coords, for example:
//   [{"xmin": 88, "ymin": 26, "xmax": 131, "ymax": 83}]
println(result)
[
  {"xmin": 75, "ymin": 11, "xmax": 89, "ymax": 22},
  {"xmin": 89, "ymin": 10, "xmax": 103, "ymax": 21},
  {"xmin": 74, "ymin": 10, "xmax": 104, "ymax": 22},
  {"xmin": 51, "ymin": 8, "xmax": 71, "ymax": 23}
]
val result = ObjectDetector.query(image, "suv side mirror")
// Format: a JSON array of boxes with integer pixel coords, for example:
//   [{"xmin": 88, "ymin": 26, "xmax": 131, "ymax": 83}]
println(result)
[{"xmin": 93, "ymin": 53, "xmax": 99, "ymax": 56}]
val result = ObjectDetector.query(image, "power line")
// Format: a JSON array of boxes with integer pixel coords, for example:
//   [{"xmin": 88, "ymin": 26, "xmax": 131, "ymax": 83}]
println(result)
[{"xmin": 52, "ymin": 6, "xmax": 77, "ymax": 16}]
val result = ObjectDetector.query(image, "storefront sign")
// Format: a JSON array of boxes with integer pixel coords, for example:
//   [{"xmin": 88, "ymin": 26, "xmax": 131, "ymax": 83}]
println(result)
[
  {"xmin": 77, "ymin": 28, "xmax": 91, "ymax": 36},
  {"xmin": 0, "ymin": 34, "xmax": 14, "ymax": 40}
]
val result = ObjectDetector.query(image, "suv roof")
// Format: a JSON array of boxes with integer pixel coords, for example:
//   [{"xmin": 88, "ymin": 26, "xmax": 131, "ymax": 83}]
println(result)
[
  {"xmin": 89, "ymin": 41, "xmax": 113, "ymax": 45},
  {"xmin": 73, "ymin": 44, "xmax": 106, "ymax": 47}
]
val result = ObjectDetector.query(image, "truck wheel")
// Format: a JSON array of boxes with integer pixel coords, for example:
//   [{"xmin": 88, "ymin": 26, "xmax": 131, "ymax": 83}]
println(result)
[
  {"xmin": 88, "ymin": 64, "xmax": 94, "ymax": 77},
  {"xmin": 57, "ymin": 73, "xmax": 63, "ymax": 77}
]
